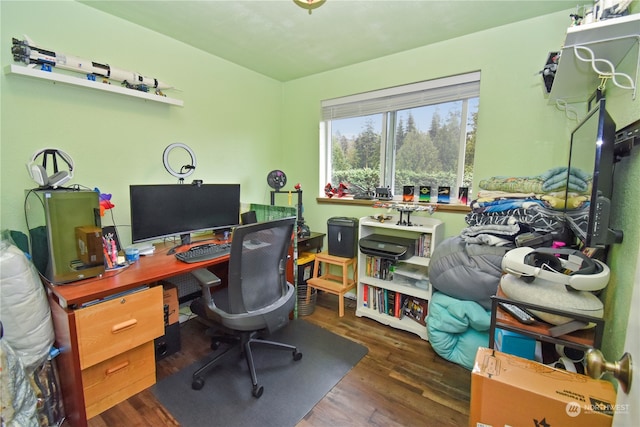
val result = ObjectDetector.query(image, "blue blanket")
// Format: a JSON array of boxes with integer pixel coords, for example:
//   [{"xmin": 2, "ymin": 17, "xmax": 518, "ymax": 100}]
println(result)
[{"xmin": 427, "ymin": 292, "xmax": 490, "ymax": 370}]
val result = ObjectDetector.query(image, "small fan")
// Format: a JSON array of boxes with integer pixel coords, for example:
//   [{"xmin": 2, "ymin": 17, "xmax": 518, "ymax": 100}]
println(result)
[{"xmin": 267, "ymin": 170, "xmax": 287, "ymax": 190}]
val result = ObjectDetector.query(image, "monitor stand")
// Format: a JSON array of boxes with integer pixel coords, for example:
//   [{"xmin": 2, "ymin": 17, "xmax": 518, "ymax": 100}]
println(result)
[{"xmin": 167, "ymin": 233, "xmax": 191, "ymax": 255}]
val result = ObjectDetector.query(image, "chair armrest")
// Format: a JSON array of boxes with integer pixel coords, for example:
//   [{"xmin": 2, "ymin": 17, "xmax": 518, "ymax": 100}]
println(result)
[{"xmin": 191, "ymin": 268, "xmax": 222, "ymax": 306}]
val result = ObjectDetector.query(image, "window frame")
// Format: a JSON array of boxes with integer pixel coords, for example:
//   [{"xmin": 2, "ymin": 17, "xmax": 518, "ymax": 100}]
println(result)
[{"xmin": 319, "ymin": 72, "xmax": 481, "ymax": 199}]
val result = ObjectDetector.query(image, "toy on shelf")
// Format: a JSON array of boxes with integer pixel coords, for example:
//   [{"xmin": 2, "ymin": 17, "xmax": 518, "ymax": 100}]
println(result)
[
  {"xmin": 375, "ymin": 187, "xmax": 393, "ymax": 200},
  {"xmin": 373, "ymin": 202, "xmax": 436, "ymax": 226},
  {"xmin": 95, "ymin": 188, "xmax": 115, "ymax": 217},
  {"xmin": 324, "ymin": 182, "xmax": 348, "ymax": 198},
  {"xmin": 369, "ymin": 214, "xmax": 393, "ymax": 223},
  {"xmin": 351, "ymin": 183, "xmax": 376, "ymax": 200},
  {"xmin": 11, "ymin": 35, "xmax": 173, "ymax": 95}
]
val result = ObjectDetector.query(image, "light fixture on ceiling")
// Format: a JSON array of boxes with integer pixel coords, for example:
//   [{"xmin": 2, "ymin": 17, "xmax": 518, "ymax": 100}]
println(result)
[{"xmin": 293, "ymin": 0, "xmax": 326, "ymax": 15}]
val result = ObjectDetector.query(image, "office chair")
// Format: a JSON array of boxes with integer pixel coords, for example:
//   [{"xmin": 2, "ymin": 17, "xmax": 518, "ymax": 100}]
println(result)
[{"xmin": 189, "ymin": 217, "xmax": 302, "ymax": 398}]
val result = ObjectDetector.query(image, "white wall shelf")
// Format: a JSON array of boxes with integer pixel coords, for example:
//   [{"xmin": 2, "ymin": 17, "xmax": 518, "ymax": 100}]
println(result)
[
  {"xmin": 548, "ymin": 13, "xmax": 640, "ymax": 103},
  {"xmin": 5, "ymin": 64, "xmax": 184, "ymax": 107}
]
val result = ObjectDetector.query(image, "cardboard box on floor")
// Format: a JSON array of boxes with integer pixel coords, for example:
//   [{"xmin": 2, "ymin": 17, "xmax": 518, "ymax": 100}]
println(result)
[
  {"xmin": 470, "ymin": 347, "xmax": 616, "ymax": 427},
  {"xmin": 161, "ymin": 283, "xmax": 179, "ymax": 326}
]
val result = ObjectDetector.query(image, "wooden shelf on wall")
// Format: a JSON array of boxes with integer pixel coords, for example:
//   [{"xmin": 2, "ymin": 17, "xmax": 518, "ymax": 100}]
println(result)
[{"xmin": 5, "ymin": 64, "xmax": 184, "ymax": 107}]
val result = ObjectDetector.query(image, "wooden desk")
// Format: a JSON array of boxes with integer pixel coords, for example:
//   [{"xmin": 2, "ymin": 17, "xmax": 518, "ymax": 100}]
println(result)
[
  {"xmin": 297, "ymin": 231, "xmax": 325, "ymax": 254},
  {"xmin": 47, "ymin": 240, "xmax": 230, "ymax": 427}
]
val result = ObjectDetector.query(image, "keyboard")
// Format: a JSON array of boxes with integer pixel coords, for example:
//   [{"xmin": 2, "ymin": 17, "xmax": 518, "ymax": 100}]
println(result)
[{"xmin": 175, "ymin": 242, "xmax": 231, "ymax": 263}]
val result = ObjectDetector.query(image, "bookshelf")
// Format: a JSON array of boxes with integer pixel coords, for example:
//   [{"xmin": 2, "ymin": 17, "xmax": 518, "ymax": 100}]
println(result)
[{"xmin": 355, "ymin": 215, "xmax": 443, "ymax": 340}]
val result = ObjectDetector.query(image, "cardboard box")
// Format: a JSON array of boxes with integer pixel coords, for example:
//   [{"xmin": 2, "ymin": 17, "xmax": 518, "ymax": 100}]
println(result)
[
  {"xmin": 494, "ymin": 329, "xmax": 536, "ymax": 360},
  {"xmin": 162, "ymin": 284, "xmax": 179, "ymax": 325},
  {"xmin": 470, "ymin": 348, "xmax": 616, "ymax": 427},
  {"xmin": 75, "ymin": 225, "xmax": 104, "ymax": 266}
]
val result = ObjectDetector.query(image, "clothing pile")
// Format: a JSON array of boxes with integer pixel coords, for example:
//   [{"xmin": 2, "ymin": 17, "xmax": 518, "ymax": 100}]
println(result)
[{"xmin": 465, "ymin": 167, "xmax": 591, "ymax": 233}]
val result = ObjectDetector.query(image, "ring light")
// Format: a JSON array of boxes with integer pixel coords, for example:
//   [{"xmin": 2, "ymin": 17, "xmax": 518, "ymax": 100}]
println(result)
[{"xmin": 163, "ymin": 143, "xmax": 196, "ymax": 179}]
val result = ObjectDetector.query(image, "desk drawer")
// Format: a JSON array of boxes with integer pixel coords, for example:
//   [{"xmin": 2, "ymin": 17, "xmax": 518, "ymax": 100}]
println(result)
[
  {"xmin": 76, "ymin": 286, "xmax": 163, "ymax": 369},
  {"xmin": 82, "ymin": 341, "xmax": 156, "ymax": 419}
]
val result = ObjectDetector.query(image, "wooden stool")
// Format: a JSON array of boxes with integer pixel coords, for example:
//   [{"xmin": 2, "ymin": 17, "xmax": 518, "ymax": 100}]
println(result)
[{"xmin": 306, "ymin": 252, "xmax": 357, "ymax": 317}]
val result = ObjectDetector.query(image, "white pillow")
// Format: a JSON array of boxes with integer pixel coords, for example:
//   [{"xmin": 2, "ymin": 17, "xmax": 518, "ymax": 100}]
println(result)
[
  {"xmin": 500, "ymin": 273, "xmax": 603, "ymax": 326},
  {"xmin": 0, "ymin": 241, "xmax": 54, "ymax": 372}
]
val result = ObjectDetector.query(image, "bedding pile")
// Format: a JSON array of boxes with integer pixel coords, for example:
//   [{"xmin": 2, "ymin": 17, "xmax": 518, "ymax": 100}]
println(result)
[
  {"xmin": 426, "ymin": 167, "xmax": 588, "ymax": 369},
  {"xmin": 466, "ymin": 167, "xmax": 590, "ymax": 233},
  {"xmin": 427, "ymin": 292, "xmax": 491, "ymax": 370}
]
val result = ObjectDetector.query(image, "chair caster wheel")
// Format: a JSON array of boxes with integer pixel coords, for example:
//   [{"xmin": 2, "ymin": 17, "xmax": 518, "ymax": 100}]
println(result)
[
  {"xmin": 293, "ymin": 351, "xmax": 303, "ymax": 361},
  {"xmin": 192, "ymin": 377, "xmax": 205, "ymax": 390},
  {"xmin": 252, "ymin": 385, "xmax": 264, "ymax": 398}
]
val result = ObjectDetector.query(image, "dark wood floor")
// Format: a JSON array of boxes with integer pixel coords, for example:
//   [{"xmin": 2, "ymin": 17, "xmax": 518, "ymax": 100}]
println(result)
[{"xmin": 86, "ymin": 293, "xmax": 471, "ymax": 426}]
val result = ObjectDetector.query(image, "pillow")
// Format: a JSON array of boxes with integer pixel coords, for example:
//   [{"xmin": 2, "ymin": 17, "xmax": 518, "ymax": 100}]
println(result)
[{"xmin": 500, "ymin": 273, "xmax": 603, "ymax": 326}]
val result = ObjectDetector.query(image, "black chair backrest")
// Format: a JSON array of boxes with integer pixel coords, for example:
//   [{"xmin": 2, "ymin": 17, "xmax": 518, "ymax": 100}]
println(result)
[{"xmin": 227, "ymin": 217, "xmax": 295, "ymax": 314}]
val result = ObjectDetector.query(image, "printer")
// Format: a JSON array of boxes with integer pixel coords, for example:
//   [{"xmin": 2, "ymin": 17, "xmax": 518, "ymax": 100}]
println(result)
[{"xmin": 358, "ymin": 234, "xmax": 416, "ymax": 260}]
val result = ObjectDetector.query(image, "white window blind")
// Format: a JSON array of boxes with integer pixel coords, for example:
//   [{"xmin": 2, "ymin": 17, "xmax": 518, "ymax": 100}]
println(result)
[{"xmin": 321, "ymin": 71, "xmax": 481, "ymax": 120}]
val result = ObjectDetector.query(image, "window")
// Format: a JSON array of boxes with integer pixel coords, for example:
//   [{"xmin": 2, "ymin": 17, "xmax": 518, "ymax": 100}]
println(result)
[{"xmin": 320, "ymin": 72, "xmax": 480, "ymax": 201}]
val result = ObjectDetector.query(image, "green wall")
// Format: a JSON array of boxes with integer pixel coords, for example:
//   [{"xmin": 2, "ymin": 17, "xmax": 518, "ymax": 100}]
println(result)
[
  {"xmin": 599, "ymin": 42, "xmax": 640, "ymax": 361},
  {"xmin": 2, "ymin": 1, "xmax": 638, "ymax": 361},
  {"xmin": 1, "ymin": 0, "xmax": 285, "ymax": 241},
  {"xmin": 280, "ymin": 9, "xmax": 640, "ymax": 361},
  {"xmin": 281, "ymin": 12, "xmax": 573, "ymax": 235}
]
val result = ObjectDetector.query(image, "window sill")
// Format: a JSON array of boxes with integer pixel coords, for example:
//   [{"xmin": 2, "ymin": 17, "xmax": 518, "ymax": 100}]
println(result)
[{"xmin": 315, "ymin": 197, "xmax": 471, "ymax": 213}]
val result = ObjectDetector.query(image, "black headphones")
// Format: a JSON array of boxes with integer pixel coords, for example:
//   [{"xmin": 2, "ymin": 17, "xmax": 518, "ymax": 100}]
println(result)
[
  {"xmin": 502, "ymin": 247, "xmax": 609, "ymax": 291},
  {"xmin": 26, "ymin": 148, "xmax": 75, "ymax": 188}
]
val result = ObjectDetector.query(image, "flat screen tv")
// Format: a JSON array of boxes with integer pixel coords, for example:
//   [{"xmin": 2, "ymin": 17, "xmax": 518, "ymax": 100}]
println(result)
[
  {"xmin": 130, "ymin": 184, "xmax": 241, "ymax": 250},
  {"xmin": 564, "ymin": 98, "xmax": 622, "ymax": 248}
]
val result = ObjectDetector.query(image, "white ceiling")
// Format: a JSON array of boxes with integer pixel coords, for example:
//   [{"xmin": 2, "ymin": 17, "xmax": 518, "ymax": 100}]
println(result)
[{"xmin": 80, "ymin": 0, "xmax": 578, "ymax": 82}]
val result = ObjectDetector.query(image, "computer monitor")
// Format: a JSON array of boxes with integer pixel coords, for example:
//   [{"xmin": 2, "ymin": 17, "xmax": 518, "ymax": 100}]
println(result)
[
  {"xmin": 563, "ymin": 98, "xmax": 622, "ymax": 248},
  {"xmin": 130, "ymin": 184, "xmax": 241, "ymax": 250}
]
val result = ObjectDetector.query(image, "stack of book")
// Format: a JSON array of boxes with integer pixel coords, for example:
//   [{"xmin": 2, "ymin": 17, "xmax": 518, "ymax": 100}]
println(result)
[
  {"xmin": 415, "ymin": 234, "xmax": 432, "ymax": 257},
  {"xmin": 361, "ymin": 284, "xmax": 428, "ymax": 325}
]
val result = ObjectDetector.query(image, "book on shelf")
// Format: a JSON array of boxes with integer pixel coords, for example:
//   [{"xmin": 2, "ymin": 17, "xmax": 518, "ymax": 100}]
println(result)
[
  {"xmin": 415, "ymin": 234, "xmax": 431, "ymax": 257},
  {"xmin": 386, "ymin": 290, "xmax": 396, "ymax": 316},
  {"xmin": 365, "ymin": 255, "xmax": 394, "ymax": 280},
  {"xmin": 363, "ymin": 284, "xmax": 369, "ymax": 308},
  {"xmin": 362, "ymin": 284, "xmax": 429, "ymax": 324},
  {"xmin": 402, "ymin": 296, "xmax": 429, "ymax": 326}
]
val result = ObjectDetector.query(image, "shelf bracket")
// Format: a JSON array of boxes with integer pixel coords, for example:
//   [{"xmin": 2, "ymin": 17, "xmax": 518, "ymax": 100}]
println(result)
[{"xmin": 571, "ymin": 34, "xmax": 640, "ymax": 100}]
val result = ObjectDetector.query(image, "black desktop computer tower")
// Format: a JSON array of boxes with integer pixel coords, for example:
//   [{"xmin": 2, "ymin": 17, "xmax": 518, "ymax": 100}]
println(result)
[
  {"xmin": 27, "ymin": 190, "xmax": 105, "ymax": 284},
  {"xmin": 327, "ymin": 217, "xmax": 359, "ymax": 258},
  {"xmin": 155, "ymin": 322, "xmax": 181, "ymax": 361}
]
